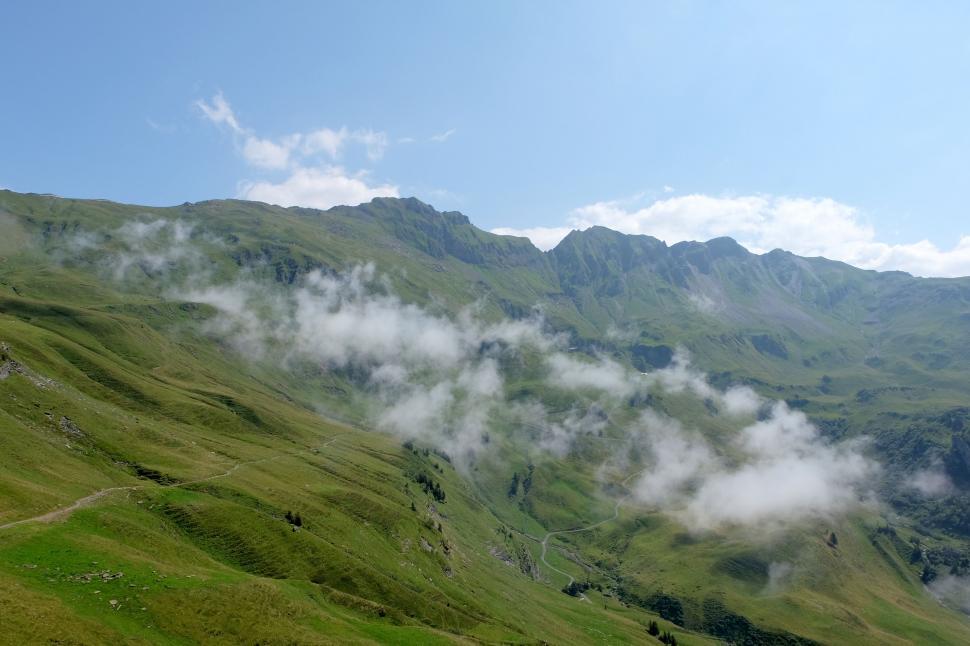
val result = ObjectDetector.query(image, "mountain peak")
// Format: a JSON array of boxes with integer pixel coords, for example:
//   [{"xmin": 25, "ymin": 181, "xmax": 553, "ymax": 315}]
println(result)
[
  {"xmin": 363, "ymin": 196, "xmax": 471, "ymax": 226},
  {"xmin": 328, "ymin": 195, "xmax": 539, "ymax": 267}
]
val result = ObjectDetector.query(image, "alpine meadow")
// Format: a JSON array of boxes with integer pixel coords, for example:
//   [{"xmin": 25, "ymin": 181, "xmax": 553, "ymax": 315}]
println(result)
[
  {"xmin": 2, "ymin": 190, "xmax": 970, "ymax": 644},
  {"xmin": 4, "ymin": 2, "xmax": 970, "ymax": 644}
]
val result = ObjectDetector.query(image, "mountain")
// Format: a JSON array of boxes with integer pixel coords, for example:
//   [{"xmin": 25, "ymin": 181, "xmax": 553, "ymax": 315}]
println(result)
[{"xmin": 2, "ymin": 189, "xmax": 970, "ymax": 644}]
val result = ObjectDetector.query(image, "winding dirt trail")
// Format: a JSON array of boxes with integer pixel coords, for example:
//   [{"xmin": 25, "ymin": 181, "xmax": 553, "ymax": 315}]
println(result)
[
  {"xmin": 537, "ymin": 469, "xmax": 645, "ymax": 595},
  {"xmin": 0, "ymin": 434, "xmax": 343, "ymax": 532},
  {"xmin": 0, "ymin": 486, "xmax": 140, "ymax": 531}
]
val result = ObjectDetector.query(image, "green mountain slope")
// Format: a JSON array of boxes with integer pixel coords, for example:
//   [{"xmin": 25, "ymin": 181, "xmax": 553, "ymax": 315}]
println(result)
[{"xmin": 2, "ymin": 189, "xmax": 970, "ymax": 644}]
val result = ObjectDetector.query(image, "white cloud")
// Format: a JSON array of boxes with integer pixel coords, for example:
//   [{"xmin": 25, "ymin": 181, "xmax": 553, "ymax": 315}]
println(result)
[
  {"xmin": 196, "ymin": 93, "xmax": 397, "ymax": 209},
  {"xmin": 763, "ymin": 561, "xmax": 794, "ymax": 595},
  {"xmin": 430, "ymin": 128, "xmax": 457, "ymax": 142},
  {"xmin": 85, "ymin": 219, "xmax": 202, "ymax": 281},
  {"xmin": 720, "ymin": 386, "xmax": 763, "ymax": 417},
  {"xmin": 239, "ymin": 166, "xmax": 398, "ymax": 209},
  {"xmin": 546, "ymin": 353, "xmax": 637, "ymax": 398},
  {"xmin": 242, "ymin": 135, "xmax": 300, "ymax": 170},
  {"xmin": 354, "ymin": 129, "xmax": 389, "ymax": 161},
  {"xmin": 171, "ymin": 262, "xmax": 561, "ymax": 469},
  {"xmin": 928, "ymin": 575, "xmax": 970, "ymax": 615},
  {"xmin": 493, "ymin": 193, "xmax": 970, "ymax": 277},
  {"xmin": 301, "ymin": 128, "xmax": 386, "ymax": 161},
  {"xmin": 303, "ymin": 127, "xmax": 349, "ymax": 158},
  {"xmin": 905, "ymin": 463, "xmax": 954, "ymax": 498},
  {"xmin": 632, "ymin": 401, "xmax": 877, "ymax": 532},
  {"xmin": 82, "ymin": 221, "xmax": 882, "ymax": 525},
  {"xmin": 492, "ymin": 226, "xmax": 575, "ymax": 250},
  {"xmin": 633, "ymin": 410, "xmax": 719, "ymax": 507},
  {"xmin": 195, "ymin": 92, "xmax": 242, "ymax": 133},
  {"xmin": 538, "ymin": 347, "xmax": 876, "ymax": 532}
]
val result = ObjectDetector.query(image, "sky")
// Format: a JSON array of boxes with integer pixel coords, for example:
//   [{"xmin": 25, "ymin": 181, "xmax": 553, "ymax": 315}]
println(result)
[{"xmin": 3, "ymin": 1, "xmax": 970, "ymax": 276}]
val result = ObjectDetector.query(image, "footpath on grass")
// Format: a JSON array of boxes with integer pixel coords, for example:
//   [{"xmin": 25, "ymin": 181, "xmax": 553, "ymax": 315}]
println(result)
[
  {"xmin": 522, "ymin": 469, "xmax": 645, "ymax": 598},
  {"xmin": 0, "ymin": 434, "xmax": 343, "ymax": 531}
]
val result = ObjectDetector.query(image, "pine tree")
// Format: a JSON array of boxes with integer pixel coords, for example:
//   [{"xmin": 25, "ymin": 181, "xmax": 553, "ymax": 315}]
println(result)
[
  {"xmin": 523, "ymin": 463, "xmax": 535, "ymax": 494},
  {"xmin": 647, "ymin": 620, "xmax": 660, "ymax": 636},
  {"xmin": 909, "ymin": 540, "xmax": 923, "ymax": 563},
  {"xmin": 508, "ymin": 472, "xmax": 520, "ymax": 498}
]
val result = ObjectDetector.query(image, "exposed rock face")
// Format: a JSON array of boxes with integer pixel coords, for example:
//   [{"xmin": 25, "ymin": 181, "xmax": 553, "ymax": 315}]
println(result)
[
  {"xmin": 59, "ymin": 416, "xmax": 84, "ymax": 437},
  {"xmin": 488, "ymin": 538, "xmax": 540, "ymax": 581},
  {"xmin": 0, "ymin": 345, "xmax": 55, "ymax": 388},
  {"xmin": 0, "ymin": 359, "xmax": 21, "ymax": 380}
]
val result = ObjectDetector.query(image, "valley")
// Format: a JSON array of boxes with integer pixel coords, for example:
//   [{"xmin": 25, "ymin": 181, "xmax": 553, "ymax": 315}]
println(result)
[{"xmin": 2, "ymin": 189, "xmax": 970, "ymax": 644}]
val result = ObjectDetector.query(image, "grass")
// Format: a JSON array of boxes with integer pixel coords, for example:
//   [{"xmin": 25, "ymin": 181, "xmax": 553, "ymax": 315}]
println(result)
[
  {"xmin": 0, "ymin": 302, "xmax": 676, "ymax": 643},
  {"xmin": 2, "ymin": 189, "xmax": 970, "ymax": 643}
]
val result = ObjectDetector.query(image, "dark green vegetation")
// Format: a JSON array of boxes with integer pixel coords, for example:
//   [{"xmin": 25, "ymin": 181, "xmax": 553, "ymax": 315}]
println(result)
[{"xmin": 2, "ymin": 189, "xmax": 970, "ymax": 643}]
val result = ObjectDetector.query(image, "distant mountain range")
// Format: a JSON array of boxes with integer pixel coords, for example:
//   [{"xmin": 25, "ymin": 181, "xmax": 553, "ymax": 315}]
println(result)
[{"xmin": 3, "ymin": 188, "xmax": 970, "ymax": 644}]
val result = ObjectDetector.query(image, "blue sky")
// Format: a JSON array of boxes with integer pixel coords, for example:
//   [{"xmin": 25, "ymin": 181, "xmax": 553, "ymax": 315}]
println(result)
[{"xmin": 3, "ymin": 1, "xmax": 970, "ymax": 275}]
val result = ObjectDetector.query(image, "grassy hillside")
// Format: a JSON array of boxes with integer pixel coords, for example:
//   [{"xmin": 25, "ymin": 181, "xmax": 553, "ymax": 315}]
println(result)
[
  {"xmin": 2, "ymin": 189, "xmax": 970, "ymax": 644},
  {"xmin": 0, "ymin": 291, "xmax": 701, "ymax": 644}
]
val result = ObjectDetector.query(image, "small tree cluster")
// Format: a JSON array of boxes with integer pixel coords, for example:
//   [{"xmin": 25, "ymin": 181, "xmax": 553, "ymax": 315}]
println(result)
[
  {"xmin": 522, "ymin": 464, "xmax": 534, "ymax": 494},
  {"xmin": 284, "ymin": 510, "xmax": 303, "ymax": 527},
  {"xmin": 647, "ymin": 620, "xmax": 677, "ymax": 644},
  {"xmin": 508, "ymin": 472, "xmax": 520, "ymax": 498},
  {"xmin": 909, "ymin": 539, "xmax": 923, "ymax": 564},
  {"xmin": 950, "ymin": 556, "xmax": 970, "ymax": 576},
  {"xmin": 509, "ymin": 464, "xmax": 536, "ymax": 499},
  {"xmin": 413, "ymin": 472, "xmax": 446, "ymax": 502},
  {"xmin": 562, "ymin": 581, "xmax": 591, "ymax": 597}
]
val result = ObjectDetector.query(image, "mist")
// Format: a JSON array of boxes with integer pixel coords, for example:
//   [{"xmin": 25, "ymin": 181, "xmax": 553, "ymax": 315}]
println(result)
[
  {"xmin": 81, "ymin": 218, "xmax": 880, "ymax": 531},
  {"xmin": 929, "ymin": 575, "xmax": 970, "ymax": 616},
  {"xmin": 905, "ymin": 462, "xmax": 955, "ymax": 498},
  {"xmin": 623, "ymin": 400, "xmax": 877, "ymax": 533}
]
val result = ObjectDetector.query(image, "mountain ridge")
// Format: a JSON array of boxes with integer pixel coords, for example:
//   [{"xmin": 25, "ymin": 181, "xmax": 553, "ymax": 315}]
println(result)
[
  {"xmin": 3, "ymin": 188, "xmax": 970, "ymax": 643},
  {"xmin": 4, "ymin": 188, "xmax": 940, "ymax": 278}
]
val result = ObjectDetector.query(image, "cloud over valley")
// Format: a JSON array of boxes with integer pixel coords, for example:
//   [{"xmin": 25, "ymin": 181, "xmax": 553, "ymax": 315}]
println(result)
[{"xmin": 75, "ymin": 219, "xmax": 880, "ymax": 533}]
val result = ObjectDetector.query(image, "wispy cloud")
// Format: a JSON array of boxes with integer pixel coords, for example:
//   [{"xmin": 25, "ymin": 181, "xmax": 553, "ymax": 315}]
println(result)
[
  {"xmin": 354, "ymin": 128, "xmax": 389, "ymax": 161},
  {"xmin": 145, "ymin": 117, "xmax": 177, "ymax": 134},
  {"xmin": 77, "ymin": 223, "xmax": 881, "ymax": 532},
  {"xmin": 905, "ymin": 461, "xmax": 955, "ymax": 498},
  {"xmin": 430, "ymin": 128, "xmax": 457, "ymax": 143},
  {"xmin": 303, "ymin": 127, "xmax": 348, "ymax": 159},
  {"xmin": 195, "ymin": 92, "xmax": 242, "ymax": 133},
  {"xmin": 928, "ymin": 575, "xmax": 970, "ymax": 616},
  {"xmin": 195, "ymin": 92, "xmax": 397, "ymax": 209}
]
